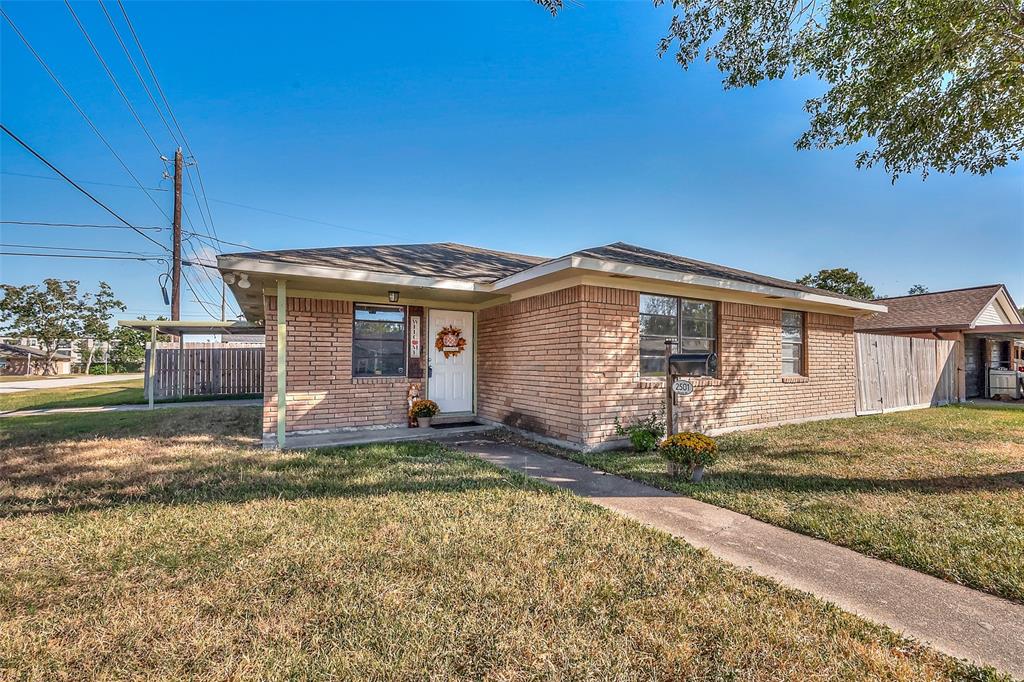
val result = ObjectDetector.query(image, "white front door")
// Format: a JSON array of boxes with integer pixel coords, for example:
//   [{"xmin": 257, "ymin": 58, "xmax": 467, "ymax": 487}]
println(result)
[{"xmin": 428, "ymin": 310, "xmax": 473, "ymax": 413}]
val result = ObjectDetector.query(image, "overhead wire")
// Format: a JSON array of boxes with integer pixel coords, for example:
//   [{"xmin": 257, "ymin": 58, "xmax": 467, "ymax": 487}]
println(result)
[
  {"xmin": 0, "ymin": 6, "xmax": 170, "ymax": 223},
  {"xmin": 0, "ymin": 124, "xmax": 168, "ymax": 250},
  {"xmin": 116, "ymin": 0, "xmax": 221, "ymax": 242},
  {"xmin": 63, "ymin": 0, "xmax": 165, "ymax": 158}
]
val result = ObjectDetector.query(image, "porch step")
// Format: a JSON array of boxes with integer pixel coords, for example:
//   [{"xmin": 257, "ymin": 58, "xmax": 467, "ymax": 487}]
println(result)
[{"xmin": 430, "ymin": 412, "xmax": 477, "ymax": 425}]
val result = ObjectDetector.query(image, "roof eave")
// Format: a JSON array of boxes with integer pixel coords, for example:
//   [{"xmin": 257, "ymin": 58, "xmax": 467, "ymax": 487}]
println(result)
[
  {"xmin": 217, "ymin": 254, "xmax": 488, "ymax": 293},
  {"xmin": 492, "ymin": 255, "xmax": 887, "ymax": 313}
]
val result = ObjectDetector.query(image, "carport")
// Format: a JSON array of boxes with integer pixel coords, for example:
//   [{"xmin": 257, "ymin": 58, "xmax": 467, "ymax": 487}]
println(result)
[{"xmin": 117, "ymin": 320, "xmax": 264, "ymax": 408}]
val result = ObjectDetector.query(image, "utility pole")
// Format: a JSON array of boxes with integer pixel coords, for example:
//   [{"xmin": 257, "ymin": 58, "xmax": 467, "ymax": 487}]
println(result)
[
  {"xmin": 171, "ymin": 147, "xmax": 183, "ymax": 320},
  {"xmin": 220, "ymin": 280, "xmax": 226, "ymax": 321}
]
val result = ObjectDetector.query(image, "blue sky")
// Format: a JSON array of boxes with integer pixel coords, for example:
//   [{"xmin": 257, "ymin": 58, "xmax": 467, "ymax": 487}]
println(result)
[{"xmin": 2, "ymin": 1, "xmax": 1022, "ymax": 321}]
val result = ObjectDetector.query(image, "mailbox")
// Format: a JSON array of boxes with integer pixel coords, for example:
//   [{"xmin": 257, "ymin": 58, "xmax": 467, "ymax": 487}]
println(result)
[{"xmin": 668, "ymin": 352, "xmax": 717, "ymax": 378}]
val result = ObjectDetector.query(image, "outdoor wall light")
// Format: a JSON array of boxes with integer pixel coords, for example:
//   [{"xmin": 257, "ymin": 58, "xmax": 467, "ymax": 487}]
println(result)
[
  {"xmin": 237, "ymin": 273, "xmax": 251, "ymax": 289},
  {"xmin": 222, "ymin": 272, "xmax": 237, "ymax": 285},
  {"xmin": 388, "ymin": 290, "xmax": 400, "ymax": 303}
]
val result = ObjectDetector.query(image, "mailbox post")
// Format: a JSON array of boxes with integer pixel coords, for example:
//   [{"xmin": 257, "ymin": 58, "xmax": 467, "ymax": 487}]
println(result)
[
  {"xmin": 664, "ymin": 347, "xmax": 718, "ymax": 438},
  {"xmin": 664, "ymin": 339, "xmax": 675, "ymax": 437}
]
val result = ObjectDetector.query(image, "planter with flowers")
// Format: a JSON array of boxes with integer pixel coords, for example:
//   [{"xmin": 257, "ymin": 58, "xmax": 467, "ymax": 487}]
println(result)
[
  {"xmin": 659, "ymin": 432, "xmax": 718, "ymax": 482},
  {"xmin": 409, "ymin": 399, "xmax": 440, "ymax": 427}
]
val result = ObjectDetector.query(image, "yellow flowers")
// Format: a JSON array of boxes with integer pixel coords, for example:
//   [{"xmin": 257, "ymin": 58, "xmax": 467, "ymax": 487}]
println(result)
[
  {"xmin": 409, "ymin": 399, "xmax": 440, "ymax": 418},
  {"xmin": 659, "ymin": 432, "xmax": 718, "ymax": 468}
]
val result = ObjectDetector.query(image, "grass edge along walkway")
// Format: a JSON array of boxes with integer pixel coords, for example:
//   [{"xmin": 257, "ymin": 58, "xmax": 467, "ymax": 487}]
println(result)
[{"xmin": 454, "ymin": 435, "xmax": 1024, "ymax": 680}]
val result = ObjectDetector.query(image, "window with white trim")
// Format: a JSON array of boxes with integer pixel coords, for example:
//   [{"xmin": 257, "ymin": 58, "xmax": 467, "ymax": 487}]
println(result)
[
  {"xmin": 639, "ymin": 294, "xmax": 716, "ymax": 376},
  {"xmin": 781, "ymin": 310, "xmax": 805, "ymax": 375}
]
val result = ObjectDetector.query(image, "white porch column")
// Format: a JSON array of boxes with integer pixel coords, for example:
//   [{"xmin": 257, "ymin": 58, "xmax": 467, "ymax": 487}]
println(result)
[{"xmin": 276, "ymin": 279, "xmax": 287, "ymax": 448}]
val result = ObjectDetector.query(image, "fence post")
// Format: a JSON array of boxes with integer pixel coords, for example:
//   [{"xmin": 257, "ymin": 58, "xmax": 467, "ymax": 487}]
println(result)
[{"xmin": 147, "ymin": 326, "xmax": 156, "ymax": 409}]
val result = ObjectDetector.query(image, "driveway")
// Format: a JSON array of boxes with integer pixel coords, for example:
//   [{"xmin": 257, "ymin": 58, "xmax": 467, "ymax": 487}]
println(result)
[{"xmin": 0, "ymin": 373, "xmax": 143, "ymax": 394}]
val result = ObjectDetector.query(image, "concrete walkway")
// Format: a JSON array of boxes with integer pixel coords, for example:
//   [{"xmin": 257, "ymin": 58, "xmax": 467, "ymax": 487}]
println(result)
[
  {"xmin": 0, "ymin": 398, "xmax": 261, "ymax": 418},
  {"xmin": 454, "ymin": 438, "xmax": 1024, "ymax": 678},
  {"xmin": 0, "ymin": 373, "xmax": 143, "ymax": 394}
]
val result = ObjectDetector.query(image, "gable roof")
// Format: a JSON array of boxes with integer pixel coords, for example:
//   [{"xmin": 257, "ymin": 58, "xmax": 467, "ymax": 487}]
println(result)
[
  {"xmin": 220, "ymin": 242, "xmax": 546, "ymax": 284},
  {"xmin": 219, "ymin": 240, "xmax": 886, "ymax": 317},
  {"xmin": 561, "ymin": 242, "xmax": 867, "ymax": 302},
  {"xmin": 0, "ymin": 343, "xmax": 71, "ymax": 360},
  {"xmin": 855, "ymin": 284, "xmax": 1020, "ymax": 332}
]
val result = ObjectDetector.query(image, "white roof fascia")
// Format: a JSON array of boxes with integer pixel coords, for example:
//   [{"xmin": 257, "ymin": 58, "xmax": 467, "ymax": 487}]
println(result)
[
  {"xmin": 491, "ymin": 255, "xmax": 887, "ymax": 313},
  {"xmin": 217, "ymin": 255, "xmax": 484, "ymax": 293}
]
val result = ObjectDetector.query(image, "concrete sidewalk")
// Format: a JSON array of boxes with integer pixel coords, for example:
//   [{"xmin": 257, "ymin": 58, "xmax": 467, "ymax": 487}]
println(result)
[
  {"xmin": 0, "ymin": 398, "xmax": 261, "ymax": 418},
  {"xmin": 454, "ymin": 438, "xmax": 1024, "ymax": 678},
  {"xmin": 0, "ymin": 373, "xmax": 143, "ymax": 394}
]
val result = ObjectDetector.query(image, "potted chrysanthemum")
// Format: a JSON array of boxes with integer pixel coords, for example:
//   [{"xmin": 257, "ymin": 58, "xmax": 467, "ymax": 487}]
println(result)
[
  {"xmin": 659, "ymin": 432, "xmax": 718, "ymax": 482},
  {"xmin": 409, "ymin": 399, "xmax": 440, "ymax": 427}
]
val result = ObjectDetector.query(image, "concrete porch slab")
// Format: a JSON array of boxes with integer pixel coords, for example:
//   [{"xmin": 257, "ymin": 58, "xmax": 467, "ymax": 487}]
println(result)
[{"xmin": 271, "ymin": 423, "xmax": 496, "ymax": 450}]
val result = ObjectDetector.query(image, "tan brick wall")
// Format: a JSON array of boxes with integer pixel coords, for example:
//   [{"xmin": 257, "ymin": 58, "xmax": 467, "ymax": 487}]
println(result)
[
  {"xmin": 479, "ymin": 285, "xmax": 856, "ymax": 448},
  {"xmin": 477, "ymin": 288, "xmax": 587, "ymax": 444},
  {"xmin": 263, "ymin": 296, "xmax": 421, "ymax": 438},
  {"xmin": 265, "ymin": 286, "xmax": 856, "ymax": 448}
]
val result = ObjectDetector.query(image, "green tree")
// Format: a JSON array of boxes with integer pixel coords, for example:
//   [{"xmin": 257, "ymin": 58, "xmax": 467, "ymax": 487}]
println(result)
[
  {"xmin": 538, "ymin": 0, "xmax": 1023, "ymax": 178},
  {"xmin": 797, "ymin": 268, "xmax": 876, "ymax": 300},
  {"xmin": 80, "ymin": 282, "xmax": 126, "ymax": 374},
  {"xmin": 0, "ymin": 279, "xmax": 86, "ymax": 375},
  {"xmin": 109, "ymin": 316, "xmax": 169, "ymax": 372},
  {"xmin": 908, "ymin": 284, "xmax": 929, "ymax": 295}
]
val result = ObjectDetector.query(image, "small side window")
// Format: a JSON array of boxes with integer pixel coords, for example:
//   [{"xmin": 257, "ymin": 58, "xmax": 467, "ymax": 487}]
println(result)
[{"xmin": 781, "ymin": 310, "xmax": 805, "ymax": 376}]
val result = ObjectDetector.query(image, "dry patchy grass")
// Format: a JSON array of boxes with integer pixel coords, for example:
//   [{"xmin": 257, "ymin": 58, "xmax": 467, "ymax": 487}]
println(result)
[
  {"xmin": 563, "ymin": 405, "xmax": 1024, "ymax": 603},
  {"xmin": 0, "ymin": 408, "xmax": 1003, "ymax": 680}
]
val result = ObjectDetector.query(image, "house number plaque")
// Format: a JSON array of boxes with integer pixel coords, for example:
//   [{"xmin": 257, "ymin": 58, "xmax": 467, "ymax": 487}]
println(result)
[
  {"xmin": 409, "ymin": 316, "xmax": 421, "ymax": 358},
  {"xmin": 672, "ymin": 379, "xmax": 694, "ymax": 396}
]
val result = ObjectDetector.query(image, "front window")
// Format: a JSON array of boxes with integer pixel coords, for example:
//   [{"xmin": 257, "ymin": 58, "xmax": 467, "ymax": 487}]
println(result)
[
  {"xmin": 353, "ymin": 305, "xmax": 406, "ymax": 377},
  {"xmin": 640, "ymin": 294, "xmax": 716, "ymax": 376},
  {"xmin": 781, "ymin": 310, "xmax": 805, "ymax": 375}
]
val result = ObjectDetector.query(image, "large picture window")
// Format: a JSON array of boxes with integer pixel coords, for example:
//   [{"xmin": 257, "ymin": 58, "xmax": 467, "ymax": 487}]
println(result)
[
  {"xmin": 639, "ymin": 294, "xmax": 716, "ymax": 376},
  {"xmin": 353, "ymin": 304, "xmax": 406, "ymax": 377},
  {"xmin": 781, "ymin": 310, "xmax": 805, "ymax": 375}
]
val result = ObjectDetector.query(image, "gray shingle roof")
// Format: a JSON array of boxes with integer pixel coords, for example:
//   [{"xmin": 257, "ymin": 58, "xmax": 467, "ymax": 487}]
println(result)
[
  {"xmin": 223, "ymin": 240, "xmax": 862, "ymax": 301},
  {"xmin": 565, "ymin": 242, "xmax": 867, "ymax": 301},
  {"xmin": 855, "ymin": 285, "xmax": 1005, "ymax": 331},
  {"xmin": 223, "ymin": 242, "xmax": 547, "ymax": 284}
]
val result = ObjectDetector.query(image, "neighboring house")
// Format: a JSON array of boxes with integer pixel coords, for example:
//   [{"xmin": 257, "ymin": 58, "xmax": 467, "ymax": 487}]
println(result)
[
  {"xmin": 217, "ymin": 242, "xmax": 885, "ymax": 450},
  {"xmin": 0, "ymin": 336, "xmax": 110, "ymax": 369},
  {"xmin": 0, "ymin": 343, "xmax": 72, "ymax": 376},
  {"xmin": 856, "ymin": 285, "xmax": 1024, "ymax": 400}
]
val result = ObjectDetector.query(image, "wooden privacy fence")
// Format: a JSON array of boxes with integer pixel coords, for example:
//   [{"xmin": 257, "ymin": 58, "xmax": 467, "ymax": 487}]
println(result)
[
  {"xmin": 855, "ymin": 333, "xmax": 957, "ymax": 415},
  {"xmin": 144, "ymin": 342, "xmax": 263, "ymax": 399}
]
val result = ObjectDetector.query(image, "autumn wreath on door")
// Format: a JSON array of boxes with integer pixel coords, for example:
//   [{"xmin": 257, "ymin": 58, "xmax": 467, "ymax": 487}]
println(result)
[{"xmin": 435, "ymin": 325, "xmax": 467, "ymax": 358}]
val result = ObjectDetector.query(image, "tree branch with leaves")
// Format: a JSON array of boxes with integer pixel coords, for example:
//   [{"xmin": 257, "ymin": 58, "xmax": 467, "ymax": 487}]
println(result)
[{"xmin": 538, "ymin": 0, "xmax": 1024, "ymax": 178}]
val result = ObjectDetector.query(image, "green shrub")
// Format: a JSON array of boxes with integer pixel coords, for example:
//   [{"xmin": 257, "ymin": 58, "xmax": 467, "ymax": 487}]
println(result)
[{"xmin": 614, "ymin": 411, "xmax": 665, "ymax": 452}]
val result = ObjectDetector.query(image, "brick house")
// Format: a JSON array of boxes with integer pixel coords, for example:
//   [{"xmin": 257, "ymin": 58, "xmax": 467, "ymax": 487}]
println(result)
[{"xmin": 217, "ymin": 242, "xmax": 885, "ymax": 450}]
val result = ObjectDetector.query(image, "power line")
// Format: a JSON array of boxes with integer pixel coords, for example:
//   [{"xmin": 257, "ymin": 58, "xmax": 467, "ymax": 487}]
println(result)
[
  {"xmin": 207, "ymin": 196, "xmax": 396, "ymax": 237},
  {"xmin": 0, "ymin": 124, "xmax": 167, "ymax": 250},
  {"xmin": 2, "ymin": 170, "xmax": 396, "ymax": 239},
  {"xmin": 180, "ymin": 267, "xmax": 220, "ymax": 318},
  {"xmin": 64, "ymin": 0, "xmax": 165, "ymax": 157},
  {"xmin": 117, "ymin": 0, "xmax": 220, "ymax": 243},
  {"xmin": 0, "ymin": 251, "xmax": 166, "ymax": 262},
  {"xmin": 1, "ymin": 170, "xmax": 167, "ymax": 192},
  {"xmin": 97, "ymin": 0, "xmax": 181, "ymax": 148},
  {"xmin": 1, "ymin": 220, "xmax": 164, "ymax": 231},
  {"xmin": 1, "ymin": 221, "xmax": 256, "ymax": 251},
  {"xmin": 0, "ymin": 242, "xmax": 162, "ymax": 256},
  {"xmin": 0, "ymin": 6, "xmax": 170, "ymax": 223}
]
